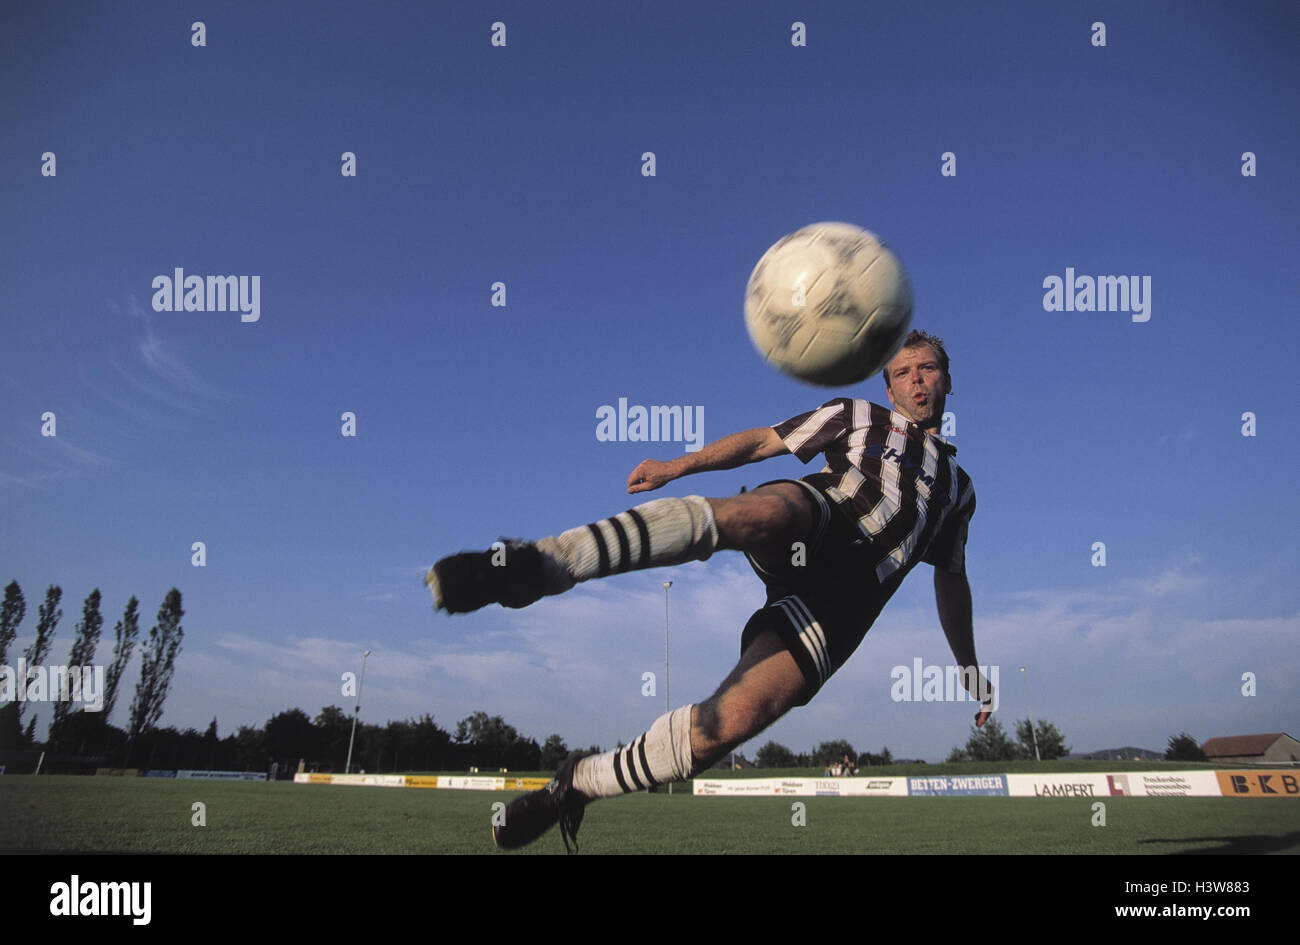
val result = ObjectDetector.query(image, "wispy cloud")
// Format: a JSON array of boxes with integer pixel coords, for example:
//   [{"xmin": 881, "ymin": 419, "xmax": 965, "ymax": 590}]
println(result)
[
  {"xmin": 0, "ymin": 378, "xmax": 118, "ymax": 487},
  {"xmin": 105, "ymin": 291, "xmax": 232, "ymax": 405},
  {"xmin": 1155, "ymin": 425, "xmax": 1197, "ymax": 446},
  {"xmin": 72, "ymin": 292, "xmax": 239, "ymax": 435}
]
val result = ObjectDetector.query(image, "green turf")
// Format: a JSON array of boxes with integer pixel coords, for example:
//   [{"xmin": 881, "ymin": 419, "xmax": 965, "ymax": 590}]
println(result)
[{"xmin": 3, "ymin": 774, "xmax": 1297, "ymax": 854}]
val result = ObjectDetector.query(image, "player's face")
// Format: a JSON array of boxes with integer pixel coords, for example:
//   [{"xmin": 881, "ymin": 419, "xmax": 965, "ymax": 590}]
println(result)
[{"xmin": 885, "ymin": 344, "xmax": 950, "ymax": 431}]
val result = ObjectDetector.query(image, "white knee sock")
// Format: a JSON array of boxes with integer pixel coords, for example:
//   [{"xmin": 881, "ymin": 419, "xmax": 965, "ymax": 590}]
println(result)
[
  {"xmin": 572, "ymin": 704, "xmax": 696, "ymax": 798},
  {"xmin": 536, "ymin": 496, "xmax": 718, "ymax": 591}
]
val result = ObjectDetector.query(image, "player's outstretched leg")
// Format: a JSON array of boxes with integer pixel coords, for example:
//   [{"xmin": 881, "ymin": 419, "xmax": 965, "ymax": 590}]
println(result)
[
  {"xmin": 427, "ymin": 482, "xmax": 813, "ymax": 614},
  {"xmin": 492, "ymin": 627, "xmax": 805, "ymax": 852},
  {"xmin": 427, "ymin": 494, "xmax": 720, "ymax": 613}
]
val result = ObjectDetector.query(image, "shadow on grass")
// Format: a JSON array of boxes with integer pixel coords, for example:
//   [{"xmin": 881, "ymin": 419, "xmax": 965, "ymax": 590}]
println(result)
[{"xmin": 1140, "ymin": 832, "xmax": 1300, "ymax": 854}]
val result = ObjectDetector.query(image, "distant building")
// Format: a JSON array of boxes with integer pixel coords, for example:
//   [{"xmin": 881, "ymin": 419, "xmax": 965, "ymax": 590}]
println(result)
[{"xmin": 1202, "ymin": 733, "xmax": 1300, "ymax": 765}]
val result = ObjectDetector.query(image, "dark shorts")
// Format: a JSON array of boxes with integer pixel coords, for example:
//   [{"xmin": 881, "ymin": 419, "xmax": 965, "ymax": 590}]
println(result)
[{"xmin": 739, "ymin": 479, "xmax": 889, "ymax": 706}]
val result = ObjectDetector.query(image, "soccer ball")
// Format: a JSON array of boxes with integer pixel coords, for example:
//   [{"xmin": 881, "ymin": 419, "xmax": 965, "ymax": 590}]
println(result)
[{"xmin": 744, "ymin": 222, "xmax": 913, "ymax": 386}]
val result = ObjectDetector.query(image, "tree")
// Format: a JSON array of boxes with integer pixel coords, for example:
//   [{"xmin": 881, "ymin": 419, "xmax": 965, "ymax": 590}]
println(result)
[
  {"xmin": 811, "ymin": 739, "xmax": 856, "ymax": 769},
  {"xmin": 0, "ymin": 581, "xmax": 25, "ymax": 748},
  {"xmin": 0, "ymin": 580, "xmax": 24, "ymax": 665},
  {"xmin": 128, "ymin": 589, "xmax": 184, "ymax": 743},
  {"xmin": 395, "ymin": 714, "xmax": 452, "ymax": 771},
  {"xmin": 856, "ymin": 746, "xmax": 894, "ymax": 766},
  {"xmin": 1014, "ymin": 718, "xmax": 1071, "ymax": 760},
  {"xmin": 454, "ymin": 711, "xmax": 539, "ymax": 770},
  {"xmin": 232, "ymin": 724, "xmax": 267, "ymax": 771},
  {"xmin": 51, "ymin": 588, "xmax": 104, "ymax": 742},
  {"xmin": 565, "ymin": 744, "xmax": 603, "ymax": 764},
  {"xmin": 540, "ymin": 734, "xmax": 569, "ymax": 769},
  {"xmin": 103, "ymin": 596, "xmax": 139, "ymax": 722},
  {"xmin": 1165, "ymin": 732, "xmax": 1207, "ymax": 761},
  {"xmin": 265, "ymin": 708, "xmax": 320, "ymax": 763},
  {"xmin": 202, "ymin": 717, "xmax": 219, "ymax": 768},
  {"xmin": 19, "ymin": 585, "xmax": 63, "ymax": 731},
  {"xmin": 755, "ymin": 740, "xmax": 798, "ymax": 768},
  {"xmin": 950, "ymin": 716, "xmax": 1019, "ymax": 762}
]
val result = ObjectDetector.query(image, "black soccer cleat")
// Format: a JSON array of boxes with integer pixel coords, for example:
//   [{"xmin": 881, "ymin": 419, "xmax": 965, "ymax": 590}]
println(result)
[
  {"xmin": 493, "ymin": 757, "xmax": 589, "ymax": 854},
  {"xmin": 425, "ymin": 539, "xmax": 550, "ymax": 614}
]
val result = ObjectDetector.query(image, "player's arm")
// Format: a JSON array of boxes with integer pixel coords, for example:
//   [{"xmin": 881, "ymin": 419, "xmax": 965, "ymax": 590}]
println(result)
[
  {"xmin": 628, "ymin": 427, "xmax": 787, "ymax": 493},
  {"xmin": 934, "ymin": 564, "xmax": 994, "ymax": 727}
]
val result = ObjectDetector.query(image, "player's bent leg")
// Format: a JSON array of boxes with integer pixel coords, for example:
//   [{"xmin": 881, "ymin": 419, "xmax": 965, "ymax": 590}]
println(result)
[
  {"xmin": 572, "ymin": 627, "xmax": 803, "ymax": 803},
  {"xmin": 494, "ymin": 629, "xmax": 805, "ymax": 853},
  {"xmin": 689, "ymin": 627, "xmax": 807, "ymax": 765}
]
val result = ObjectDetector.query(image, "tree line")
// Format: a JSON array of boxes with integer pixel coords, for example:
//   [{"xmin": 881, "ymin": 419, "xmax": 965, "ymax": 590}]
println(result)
[
  {"xmin": 753, "ymin": 717, "xmax": 1074, "ymax": 769},
  {"xmin": 754, "ymin": 739, "xmax": 899, "ymax": 769},
  {"xmin": 0, "ymin": 581, "xmax": 184, "ymax": 758}
]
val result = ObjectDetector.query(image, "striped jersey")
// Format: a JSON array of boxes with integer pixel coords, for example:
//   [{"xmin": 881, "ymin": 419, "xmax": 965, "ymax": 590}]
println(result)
[{"xmin": 772, "ymin": 398, "xmax": 975, "ymax": 583}]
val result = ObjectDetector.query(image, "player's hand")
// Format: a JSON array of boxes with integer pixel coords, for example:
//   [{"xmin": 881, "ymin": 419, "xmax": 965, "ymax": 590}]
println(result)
[
  {"xmin": 628, "ymin": 459, "xmax": 676, "ymax": 494},
  {"xmin": 974, "ymin": 705, "xmax": 993, "ymax": 728}
]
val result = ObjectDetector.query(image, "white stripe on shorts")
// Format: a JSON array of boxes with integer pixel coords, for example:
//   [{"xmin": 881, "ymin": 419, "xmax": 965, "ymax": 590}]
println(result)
[{"xmin": 776, "ymin": 595, "xmax": 831, "ymax": 684}]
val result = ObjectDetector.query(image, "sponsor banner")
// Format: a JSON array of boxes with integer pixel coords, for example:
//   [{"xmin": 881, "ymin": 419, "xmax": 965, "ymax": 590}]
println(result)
[
  {"xmin": 909, "ymin": 775, "xmax": 1008, "ymax": 796},
  {"xmin": 694, "ymin": 779, "xmax": 776, "ymax": 796},
  {"xmin": 437, "ymin": 776, "xmax": 506, "ymax": 791},
  {"xmin": 311, "ymin": 773, "xmax": 404, "ymax": 787},
  {"xmin": 1216, "ymin": 770, "xmax": 1300, "ymax": 798},
  {"xmin": 1108, "ymin": 771, "xmax": 1220, "ymax": 797},
  {"xmin": 503, "ymin": 777, "xmax": 552, "ymax": 791},
  {"xmin": 95, "ymin": 768, "xmax": 141, "ymax": 777},
  {"xmin": 428, "ymin": 775, "xmax": 552, "ymax": 791},
  {"xmin": 1007, "ymin": 772, "xmax": 1222, "ymax": 798},
  {"xmin": 143, "ymin": 770, "xmax": 177, "ymax": 778},
  {"xmin": 175, "ymin": 770, "xmax": 268, "ymax": 781},
  {"xmin": 293, "ymin": 773, "xmax": 553, "ymax": 790},
  {"xmin": 1000, "ymin": 770, "xmax": 1246, "ymax": 797},
  {"xmin": 1006, "ymin": 774, "xmax": 1111, "ymax": 798},
  {"xmin": 846, "ymin": 778, "xmax": 909, "ymax": 797},
  {"xmin": 363, "ymin": 774, "xmax": 406, "ymax": 788},
  {"xmin": 692, "ymin": 777, "xmax": 905, "ymax": 797}
]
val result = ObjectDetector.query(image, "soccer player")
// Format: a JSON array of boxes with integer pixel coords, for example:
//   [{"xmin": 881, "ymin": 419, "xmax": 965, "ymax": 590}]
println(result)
[{"xmin": 426, "ymin": 329, "xmax": 993, "ymax": 851}]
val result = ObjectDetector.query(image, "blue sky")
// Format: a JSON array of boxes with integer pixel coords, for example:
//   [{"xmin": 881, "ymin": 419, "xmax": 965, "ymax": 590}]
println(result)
[{"xmin": 2, "ymin": 1, "xmax": 1297, "ymax": 763}]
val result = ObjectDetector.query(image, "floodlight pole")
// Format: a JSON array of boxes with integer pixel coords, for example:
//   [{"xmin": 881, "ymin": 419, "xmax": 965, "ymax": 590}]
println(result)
[
  {"xmin": 1019, "ymin": 666, "xmax": 1041, "ymax": 762},
  {"xmin": 345, "ymin": 649, "xmax": 371, "ymax": 774},
  {"xmin": 663, "ymin": 581, "xmax": 672, "ymax": 795}
]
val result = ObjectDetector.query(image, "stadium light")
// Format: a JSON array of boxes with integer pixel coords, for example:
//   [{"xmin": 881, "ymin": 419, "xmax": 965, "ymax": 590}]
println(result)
[
  {"xmin": 1019, "ymin": 666, "xmax": 1041, "ymax": 762},
  {"xmin": 663, "ymin": 581, "xmax": 672, "ymax": 795},
  {"xmin": 345, "ymin": 649, "xmax": 372, "ymax": 774}
]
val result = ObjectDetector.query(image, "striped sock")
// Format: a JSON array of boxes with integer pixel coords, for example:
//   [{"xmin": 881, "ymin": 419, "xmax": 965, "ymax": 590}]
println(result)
[
  {"xmin": 536, "ymin": 495, "xmax": 718, "ymax": 589},
  {"xmin": 573, "ymin": 705, "xmax": 696, "ymax": 798}
]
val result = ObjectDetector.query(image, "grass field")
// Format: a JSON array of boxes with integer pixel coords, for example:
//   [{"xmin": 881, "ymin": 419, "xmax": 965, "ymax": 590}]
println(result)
[{"xmin": 4, "ymin": 763, "xmax": 1298, "ymax": 854}]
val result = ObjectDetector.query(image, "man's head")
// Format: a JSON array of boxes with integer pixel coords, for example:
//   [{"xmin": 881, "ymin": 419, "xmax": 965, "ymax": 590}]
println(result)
[{"xmin": 883, "ymin": 329, "xmax": 951, "ymax": 432}]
